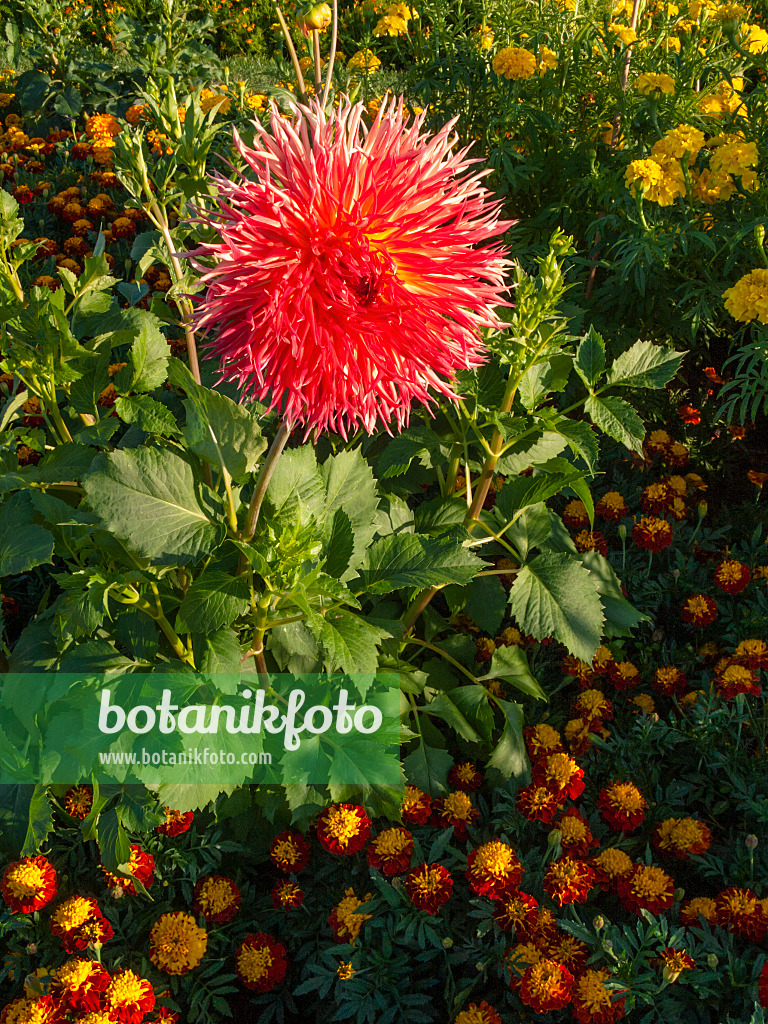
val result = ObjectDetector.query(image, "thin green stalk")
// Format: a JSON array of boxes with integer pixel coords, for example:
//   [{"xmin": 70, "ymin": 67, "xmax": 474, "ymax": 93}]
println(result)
[{"xmin": 402, "ymin": 636, "xmax": 479, "ymax": 685}]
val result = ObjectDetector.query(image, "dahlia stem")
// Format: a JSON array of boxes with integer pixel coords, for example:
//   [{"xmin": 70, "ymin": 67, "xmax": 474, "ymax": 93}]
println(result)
[
  {"xmin": 321, "ymin": 0, "xmax": 338, "ymax": 109},
  {"xmin": 312, "ymin": 30, "xmax": 323, "ymax": 94},
  {"xmin": 241, "ymin": 419, "xmax": 293, "ymax": 544},
  {"xmin": 611, "ymin": 0, "xmax": 643, "ymax": 147},
  {"xmin": 275, "ymin": 7, "xmax": 307, "ymax": 102}
]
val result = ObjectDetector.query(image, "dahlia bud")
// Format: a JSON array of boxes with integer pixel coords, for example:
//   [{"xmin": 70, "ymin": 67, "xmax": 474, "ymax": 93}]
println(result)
[
  {"xmin": 746, "ymin": 834, "xmax": 759, "ymax": 850},
  {"xmin": 300, "ymin": 2, "xmax": 332, "ymax": 30},
  {"xmin": 592, "ymin": 915, "xmax": 605, "ymax": 931},
  {"xmin": 442, "ymin": 937, "xmax": 454, "ymax": 948},
  {"xmin": 706, "ymin": 953, "xmax": 719, "ymax": 969}
]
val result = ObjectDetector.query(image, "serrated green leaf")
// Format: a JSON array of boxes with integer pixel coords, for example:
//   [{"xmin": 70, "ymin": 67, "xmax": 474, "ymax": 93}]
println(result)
[
  {"xmin": 324, "ymin": 507, "xmax": 354, "ymax": 578},
  {"xmin": 464, "ymin": 574, "xmax": 508, "ymax": 634},
  {"xmin": 307, "ymin": 609, "xmax": 390, "ymax": 675},
  {"xmin": 425, "ymin": 692, "xmax": 480, "ymax": 743},
  {"xmin": 178, "ymin": 571, "xmax": 251, "ymax": 634},
  {"xmin": 355, "ymin": 533, "xmax": 482, "ymax": 594},
  {"xmin": 115, "ymin": 395, "xmax": 180, "ymax": 436},
  {"xmin": 488, "ymin": 699, "xmax": 528, "ymax": 779},
  {"xmin": 403, "ymin": 742, "xmax": 452, "ymax": 797},
  {"xmin": 377, "ymin": 426, "xmax": 444, "ymax": 478},
  {"xmin": 478, "ymin": 645, "xmax": 547, "ymax": 701},
  {"xmin": 0, "ymin": 492, "xmax": 54, "ymax": 576},
  {"xmin": 604, "ymin": 340, "xmax": 683, "ymax": 390},
  {"xmin": 114, "ymin": 319, "xmax": 169, "ymax": 394},
  {"xmin": 20, "ymin": 786, "xmax": 54, "ymax": 856},
  {"xmin": 585, "ymin": 394, "xmax": 645, "ymax": 454},
  {"xmin": 574, "ymin": 327, "xmax": 606, "ymax": 389}
]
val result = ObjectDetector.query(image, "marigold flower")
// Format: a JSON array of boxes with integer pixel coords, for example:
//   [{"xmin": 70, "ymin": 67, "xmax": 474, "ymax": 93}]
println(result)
[
  {"xmin": 632, "ymin": 516, "xmax": 674, "ymax": 552},
  {"xmin": 652, "ymin": 124, "xmax": 705, "ymax": 162},
  {"xmin": 517, "ymin": 783, "xmax": 561, "ymax": 823},
  {"xmin": 553, "ymin": 808, "xmax": 599, "ymax": 859},
  {"xmin": 236, "ymin": 932, "xmax": 288, "ymax": 992},
  {"xmin": 625, "ymin": 157, "xmax": 685, "ymax": 206},
  {"xmin": 401, "ymin": 785, "xmax": 432, "ymax": 825},
  {"xmin": 518, "ymin": 958, "xmax": 574, "ymax": 1012},
  {"xmin": 102, "ymin": 845, "xmax": 154, "ymax": 894},
  {"xmin": 716, "ymin": 887, "xmax": 768, "ymax": 940},
  {"xmin": 269, "ymin": 829, "xmax": 310, "ymax": 872},
  {"xmin": 149, "ymin": 912, "xmax": 207, "ymax": 975},
  {"xmin": 347, "ymin": 48, "xmax": 381, "ymax": 73},
  {"xmin": 571, "ymin": 688, "xmax": 613, "ymax": 723},
  {"xmin": 156, "ymin": 808, "xmax": 194, "ymax": 837},
  {"xmin": 493, "ymin": 890, "xmax": 539, "ymax": 933},
  {"xmin": 658, "ymin": 946, "xmax": 695, "ymax": 983},
  {"xmin": 644, "ymin": 428, "xmax": 672, "ymax": 456},
  {"xmin": 618, "ymin": 864, "xmax": 675, "ymax": 915},
  {"xmin": 716, "ymin": 662, "xmax": 760, "ymax": 699},
  {"xmin": 329, "ymin": 887, "xmax": 373, "ymax": 942},
  {"xmin": 608, "ymin": 660, "xmax": 640, "ymax": 691},
  {"xmin": 545, "ymin": 931, "xmax": 589, "ymax": 975},
  {"xmin": 572, "ymin": 968, "xmax": 627, "ymax": 1023},
  {"xmin": 104, "ymin": 969, "xmax": 155, "ymax": 1023},
  {"xmin": 192, "ymin": 874, "xmax": 240, "ymax": 923},
  {"xmin": 680, "ymin": 895, "xmax": 717, "ymax": 928},
  {"xmin": 189, "ymin": 97, "xmax": 510, "ymax": 439},
  {"xmin": 723, "ymin": 269, "xmax": 768, "ymax": 325},
  {"xmin": 50, "ymin": 896, "xmax": 113, "ymax": 952},
  {"xmin": 405, "ymin": 862, "xmax": 453, "ymax": 914},
  {"xmin": 51, "ymin": 959, "xmax": 109, "ymax": 1014},
  {"xmin": 366, "ymin": 826, "xmax": 414, "ymax": 876},
  {"xmin": 543, "ymin": 857, "xmax": 595, "ymax": 906},
  {"xmin": 7, "ymin": 996, "xmax": 60, "ymax": 1023},
  {"xmin": 532, "ymin": 752, "xmax": 585, "ymax": 801},
  {"xmin": 651, "ymin": 666, "xmax": 687, "ymax": 697},
  {"xmin": 641, "ymin": 482, "xmax": 672, "ymax": 514},
  {"xmin": 506, "ymin": 941, "xmax": 542, "ymax": 984},
  {"xmin": 492, "ymin": 46, "xmax": 537, "ymax": 80},
  {"xmin": 431, "ymin": 791, "xmax": 480, "ymax": 839},
  {"xmin": 562, "ymin": 499, "xmax": 590, "ymax": 529},
  {"xmin": 448, "ymin": 761, "xmax": 483, "ymax": 792},
  {"xmin": 1, "ymin": 856, "xmax": 57, "ymax": 914},
  {"xmin": 634, "ymin": 72, "xmax": 675, "ymax": 95},
  {"xmin": 86, "ymin": 113, "xmax": 121, "ymax": 139},
  {"xmin": 734, "ymin": 638, "xmax": 768, "ymax": 670},
  {"xmin": 595, "ymin": 491, "xmax": 628, "ymax": 522},
  {"xmin": 681, "ymin": 593, "xmax": 718, "ymax": 627},
  {"xmin": 564, "ymin": 717, "xmax": 604, "ymax": 756},
  {"xmin": 597, "ymin": 782, "xmax": 647, "ymax": 832},
  {"xmin": 524, "ymin": 724, "xmax": 563, "ymax": 758},
  {"xmin": 714, "ymin": 559, "xmax": 751, "ymax": 594},
  {"xmin": 270, "ymin": 879, "xmax": 304, "ymax": 910},
  {"xmin": 592, "ymin": 646, "xmax": 614, "ymax": 675},
  {"xmin": 336, "ymin": 961, "xmax": 355, "ymax": 981},
  {"xmin": 466, "ymin": 840, "xmax": 523, "ymax": 900},
  {"xmin": 654, "ymin": 817, "xmax": 712, "ymax": 860},
  {"xmin": 575, "ymin": 530, "xmax": 608, "ymax": 556},
  {"xmin": 453, "ymin": 1002, "xmax": 502, "ymax": 1024},
  {"xmin": 316, "ymin": 803, "xmax": 371, "ymax": 855}
]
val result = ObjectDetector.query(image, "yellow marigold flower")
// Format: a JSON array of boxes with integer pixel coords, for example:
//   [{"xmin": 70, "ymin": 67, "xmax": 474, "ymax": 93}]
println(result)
[
  {"xmin": 712, "ymin": 2, "xmax": 746, "ymax": 22},
  {"xmin": 337, "ymin": 961, "xmax": 355, "ymax": 980},
  {"xmin": 374, "ymin": 14, "xmax": 408, "ymax": 35},
  {"xmin": 632, "ymin": 692, "xmax": 656, "ymax": 714},
  {"xmin": 537, "ymin": 45, "xmax": 558, "ymax": 72},
  {"xmin": 723, "ymin": 269, "xmax": 768, "ymax": 324},
  {"xmin": 85, "ymin": 113, "xmax": 121, "ymax": 139},
  {"xmin": 634, "ymin": 72, "xmax": 675, "ymax": 95},
  {"xmin": 329, "ymin": 888, "xmax": 373, "ymax": 944},
  {"xmin": 742, "ymin": 23, "xmax": 768, "ymax": 53},
  {"xmin": 492, "ymin": 46, "xmax": 538, "ymax": 81},
  {"xmin": 710, "ymin": 139, "xmax": 758, "ymax": 175},
  {"xmin": 663, "ymin": 35, "xmax": 681, "ymax": 51},
  {"xmin": 387, "ymin": 3, "xmax": 417, "ymax": 20},
  {"xmin": 625, "ymin": 157, "xmax": 685, "ymax": 205},
  {"xmin": 149, "ymin": 911, "xmax": 207, "ymax": 974},
  {"xmin": 0, "ymin": 93, "xmax": 13, "ymax": 108},
  {"xmin": 347, "ymin": 48, "xmax": 381, "ymax": 74},
  {"xmin": 200, "ymin": 89, "xmax": 231, "ymax": 115},
  {"xmin": 608, "ymin": 23, "xmax": 638, "ymax": 44},
  {"xmin": 473, "ymin": 24, "xmax": 494, "ymax": 50},
  {"xmin": 651, "ymin": 124, "xmax": 705, "ymax": 161},
  {"xmin": 246, "ymin": 92, "xmax": 269, "ymax": 111}
]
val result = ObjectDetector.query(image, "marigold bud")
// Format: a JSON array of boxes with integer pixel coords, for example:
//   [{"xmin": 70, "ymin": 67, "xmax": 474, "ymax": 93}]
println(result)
[
  {"xmin": 746, "ymin": 834, "xmax": 759, "ymax": 850},
  {"xmin": 706, "ymin": 953, "xmax": 719, "ymax": 969},
  {"xmin": 442, "ymin": 937, "xmax": 454, "ymax": 948},
  {"xmin": 602, "ymin": 939, "xmax": 613, "ymax": 952},
  {"xmin": 593, "ymin": 915, "xmax": 605, "ymax": 931},
  {"xmin": 618, "ymin": 524, "xmax": 627, "ymax": 540}
]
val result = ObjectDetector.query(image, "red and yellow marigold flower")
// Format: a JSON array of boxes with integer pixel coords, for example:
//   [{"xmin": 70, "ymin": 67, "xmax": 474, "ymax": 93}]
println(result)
[
  {"xmin": 50, "ymin": 896, "xmax": 113, "ymax": 952},
  {"xmin": 592, "ymin": 646, "xmax": 615, "ymax": 675},
  {"xmin": 644, "ymin": 429, "xmax": 672, "ymax": 457},
  {"xmin": 618, "ymin": 864, "xmax": 675, "ymax": 916},
  {"xmin": 633, "ymin": 517, "xmax": 674, "ymax": 552},
  {"xmin": 714, "ymin": 559, "xmax": 751, "ymax": 594},
  {"xmin": 103, "ymin": 969, "xmax": 155, "ymax": 1023},
  {"xmin": 465, "ymin": 840, "xmax": 523, "ymax": 899},
  {"xmin": 156, "ymin": 808, "xmax": 194, "ymax": 837},
  {"xmin": 715, "ymin": 887, "xmax": 768, "ymax": 941},
  {"xmin": 681, "ymin": 594, "xmax": 718, "ymax": 627},
  {"xmin": 401, "ymin": 785, "xmax": 432, "ymax": 825},
  {"xmin": 85, "ymin": 113, "xmax": 122, "ymax": 139},
  {"xmin": 596, "ymin": 491, "xmax": 628, "ymax": 522},
  {"xmin": 518, "ymin": 958, "xmax": 574, "ymax": 1012},
  {"xmin": 405, "ymin": 862, "xmax": 453, "ymax": 914},
  {"xmin": 101, "ymin": 845, "xmax": 154, "ymax": 894},
  {"xmin": 329, "ymin": 888, "xmax": 373, "ymax": 943},
  {"xmin": 543, "ymin": 857, "xmax": 595, "ymax": 906},
  {"xmin": 517, "ymin": 784, "xmax": 561, "ymax": 823},
  {"xmin": 1, "ymin": 856, "xmax": 57, "ymax": 914},
  {"xmin": 654, "ymin": 817, "xmax": 712, "ymax": 859},
  {"xmin": 193, "ymin": 875, "xmax": 241, "ymax": 924},
  {"xmin": 561, "ymin": 655, "xmax": 594, "ymax": 684},
  {"xmin": 524, "ymin": 724, "xmax": 563, "ymax": 758},
  {"xmin": 545, "ymin": 931, "xmax": 589, "ymax": 975},
  {"xmin": 574, "ymin": 530, "xmax": 608, "ymax": 557},
  {"xmin": 190, "ymin": 97, "xmax": 510, "ymax": 439},
  {"xmin": 63, "ymin": 786, "xmax": 93, "ymax": 820},
  {"xmin": 607, "ymin": 660, "xmax": 640, "ymax": 691},
  {"xmin": 493, "ymin": 890, "xmax": 539, "ymax": 933},
  {"xmin": 453, "ymin": 1001, "xmax": 502, "ymax": 1024},
  {"xmin": 506, "ymin": 940, "xmax": 542, "ymax": 985},
  {"xmin": 533, "ymin": 752, "xmax": 585, "ymax": 801},
  {"xmin": 641, "ymin": 482, "xmax": 672, "ymax": 515},
  {"xmin": 572, "ymin": 968, "xmax": 627, "ymax": 1023},
  {"xmin": 50, "ymin": 959, "xmax": 109, "ymax": 1014},
  {"xmin": 660, "ymin": 947, "xmax": 695, "ymax": 983},
  {"xmin": 562, "ymin": 500, "xmax": 590, "ymax": 529},
  {"xmin": 652, "ymin": 666, "xmax": 687, "ymax": 697},
  {"xmin": 716, "ymin": 662, "xmax": 761, "ymax": 699},
  {"xmin": 597, "ymin": 782, "xmax": 647, "ymax": 832},
  {"xmin": 149, "ymin": 912, "xmax": 207, "ymax": 975},
  {"xmin": 316, "ymin": 804, "xmax": 371, "ymax": 856},
  {"xmin": 5, "ymin": 996, "xmax": 60, "ymax": 1023},
  {"xmin": 571, "ymin": 689, "xmax": 613, "ymax": 723},
  {"xmin": 680, "ymin": 895, "xmax": 717, "ymax": 929},
  {"xmin": 447, "ymin": 761, "xmax": 483, "ymax": 792},
  {"xmin": 366, "ymin": 827, "xmax": 414, "ymax": 877},
  {"xmin": 270, "ymin": 829, "xmax": 310, "ymax": 873},
  {"xmin": 590, "ymin": 849, "xmax": 634, "ymax": 892},
  {"xmin": 734, "ymin": 638, "xmax": 768, "ymax": 670},
  {"xmin": 271, "ymin": 879, "xmax": 305, "ymax": 910},
  {"xmin": 431, "ymin": 791, "xmax": 480, "ymax": 839},
  {"xmin": 236, "ymin": 933, "xmax": 288, "ymax": 992},
  {"xmin": 553, "ymin": 808, "xmax": 599, "ymax": 859}
]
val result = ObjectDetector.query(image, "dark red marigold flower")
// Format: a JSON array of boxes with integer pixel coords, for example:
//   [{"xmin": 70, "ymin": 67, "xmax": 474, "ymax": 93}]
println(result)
[
  {"xmin": 653, "ymin": 817, "xmax": 712, "ymax": 860},
  {"xmin": 366, "ymin": 826, "xmax": 414, "ymax": 877},
  {"xmin": 597, "ymin": 782, "xmax": 647, "ymax": 833},
  {"xmin": 543, "ymin": 857, "xmax": 595, "ymax": 906},
  {"xmin": 63, "ymin": 785, "xmax": 93, "ymax": 820},
  {"xmin": 560, "ymin": 655, "xmax": 594, "ymax": 684},
  {"xmin": 532, "ymin": 752, "xmax": 585, "ymax": 801},
  {"xmin": 589, "ymin": 849, "xmax": 635, "ymax": 892},
  {"xmin": 716, "ymin": 662, "xmax": 761, "ymax": 699},
  {"xmin": 733, "ymin": 639, "xmax": 768, "ymax": 670},
  {"xmin": 592, "ymin": 645, "xmax": 615, "ymax": 675},
  {"xmin": 640, "ymin": 482, "xmax": 672, "ymax": 514},
  {"xmin": 562, "ymin": 500, "xmax": 590, "ymax": 529},
  {"xmin": 632, "ymin": 516, "xmax": 674, "ymax": 552},
  {"xmin": 50, "ymin": 896, "xmax": 114, "ymax": 952},
  {"xmin": 316, "ymin": 804, "xmax": 371, "ymax": 856},
  {"xmin": 523, "ymin": 724, "xmax": 563, "ymax": 758},
  {"xmin": 617, "ymin": 864, "xmax": 675, "ymax": 916},
  {"xmin": 401, "ymin": 785, "xmax": 432, "ymax": 825},
  {"xmin": 714, "ymin": 559, "xmax": 751, "ymax": 594},
  {"xmin": 595, "ymin": 491, "xmax": 628, "ymax": 522},
  {"xmin": 405, "ymin": 862, "xmax": 453, "ymax": 914},
  {"xmin": 493, "ymin": 890, "xmax": 539, "ymax": 934},
  {"xmin": 574, "ymin": 530, "xmax": 608, "ymax": 557},
  {"xmin": 271, "ymin": 879, "xmax": 305, "ymax": 910},
  {"xmin": 270, "ymin": 829, "xmax": 310, "ymax": 873},
  {"xmin": 553, "ymin": 808, "xmax": 599, "ymax": 859},
  {"xmin": 465, "ymin": 840, "xmax": 523, "ymax": 900},
  {"xmin": 545, "ymin": 931, "xmax": 589, "ymax": 976},
  {"xmin": 447, "ymin": 761, "xmax": 483, "ymax": 792},
  {"xmin": 660, "ymin": 947, "xmax": 696, "ymax": 983},
  {"xmin": 681, "ymin": 594, "xmax": 718, "ymax": 627},
  {"xmin": 0, "ymin": 855, "xmax": 57, "ymax": 914},
  {"xmin": 189, "ymin": 97, "xmax": 511, "ymax": 439},
  {"xmin": 329, "ymin": 888, "xmax": 372, "ymax": 944},
  {"xmin": 516, "ymin": 784, "xmax": 562, "ymax": 824},
  {"xmin": 101, "ymin": 845, "xmax": 154, "ymax": 894},
  {"xmin": 715, "ymin": 887, "xmax": 768, "ymax": 941},
  {"xmin": 571, "ymin": 688, "xmax": 613, "ymax": 723},
  {"xmin": 236, "ymin": 932, "xmax": 288, "ymax": 992},
  {"xmin": 651, "ymin": 666, "xmax": 688, "ymax": 697},
  {"xmin": 607, "ymin": 660, "xmax": 641, "ymax": 691},
  {"xmin": 518, "ymin": 958, "xmax": 574, "ymax": 1012},
  {"xmin": 12, "ymin": 184, "xmax": 34, "ymax": 204},
  {"xmin": 193, "ymin": 875, "xmax": 241, "ymax": 924},
  {"xmin": 431, "ymin": 791, "xmax": 480, "ymax": 840},
  {"xmin": 453, "ymin": 1001, "xmax": 502, "ymax": 1024},
  {"xmin": 156, "ymin": 808, "xmax": 194, "ymax": 837},
  {"xmin": 572, "ymin": 968, "xmax": 627, "ymax": 1023}
]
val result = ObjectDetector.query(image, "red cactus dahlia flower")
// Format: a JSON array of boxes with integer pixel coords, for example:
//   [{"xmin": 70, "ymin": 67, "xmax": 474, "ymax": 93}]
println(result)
[{"xmin": 189, "ymin": 97, "xmax": 512, "ymax": 438}]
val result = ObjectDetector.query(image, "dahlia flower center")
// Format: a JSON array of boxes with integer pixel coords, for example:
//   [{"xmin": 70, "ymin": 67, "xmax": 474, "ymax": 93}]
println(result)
[
  {"xmin": 107, "ymin": 973, "xmax": 146, "ymax": 1005},
  {"xmin": 239, "ymin": 945, "xmax": 273, "ymax": 982},
  {"xmin": 5, "ymin": 863, "xmax": 46, "ymax": 898},
  {"xmin": 324, "ymin": 807, "xmax": 363, "ymax": 846},
  {"xmin": 373, "ymin": 829, "xmax": 411, "ymax": 857},
  {"xmin": 609, "ymin": 784, "xmax": 644, "ymax": 812},
  {"xmin": 199, "ymin": 879, "xmax": 237, "ymax": 915},
  {"xmin": 442, "ymin": 792, "xmax": 474, "ymax": 819},
  {"xmin": 473, "ymin": 842, "xmax": 515, "ymax": 877},
  {"xmin": 632, "ymin": 868, "xmax": 670, "ymax": 899}
]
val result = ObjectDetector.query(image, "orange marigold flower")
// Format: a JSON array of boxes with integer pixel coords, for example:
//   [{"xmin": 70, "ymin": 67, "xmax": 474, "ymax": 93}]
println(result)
[
  {"xmin": 317, "ymin": 804, "xmax": 371, "ymax": 856},
  {"xmin": 405, "ymin": 862, "xmax": 453, "ymax": 914},
  {"xmin": 431, "ymin": 791, "xmax": 479, "ymax": 839},
  {"xmin": 633, "ymin": 516, "xmax": 674, "ymax": 552},
  {"xmin": 11, "ymin": 184, "xmax": 34, "ymax": 204},
  {"xmin": 654, "ymin": 817, "xmax": 712, "ymax": 859},
  {"xmin": 51, "ymin": 959, "xmax": 109, "ymax": 1014},
  {"xmin": 714, "ymin": 559, "xmax": 751, "ymax": 594},
  {"xmin": 652, "ymin": 666, "xmax": 688, "ymax": 697},
  {"xmin": 607, "ymin": 660, "xmax": 640, "ymax": 691},
  {"xmin": 193, "ymin": 875, "xmax": 241, "ymax": 924},
  {"xmin": 562, "ymin": 499, "xmax": 590, "ymax": 529},
  {"xmin": 448, "ymin": 761, "xmax": 483, "ymax": 792},
  {"xmin": 329, "ymin": 887, "xmax": 372, "ymax": 942},
  {"xmin": 595, "ymin": 491, "xmax": 628, "ymax": 522},
  {"xmin": 641, "ymin": 482, "xmax": 672, "ymax": 514},
  {"xmin": 236, "ymin": 932, "xmax": 288, "ymax": 992},
  {"xmin": 553, "ymin": 808, "xmax": 599, "ymax": 859},
  {"xmin": 681, "ymin": 593, "xmax": 718, "ymax": 627},
  {"xmin": 518, "ymin": 958, "xmax": 574, "ymax": 1012},
  {"xmin": 63, "ymin": 785, "xmax": 92, "ymax": 820},
  {"xmin": 543, "ymin": 857, "xmax": 595, "ymax": 906},
  {"xmin": 680, "ymin": 895, "xmax": 717, "ymax": 928},
  {"xmin": 104, "ymin": 969, "xmax": 155, "ymax": 1023},
  {"xmin": 401, "ymin": 785, "xmax": 432, "ymax": 825},
  {"xmin": 524, "ymin": 723, "xmax": 563, "ymax": 758},
  {"xmin": 571, "ymin": 688, "xmax": 613, "ymax": 723},
  {"xmin": 572, "ymin": 967, "xmax": 627, "ymax": 1022},
  {"xmin": 716, "ymin": 661, "xmax": 760, "ymax": 699},
  {"xmin": 6, "ymin": 996, "xmax": 60, "ymax": 1023},
  {"xmin": 597, "ymin": 782, "xmax": 647, "ymax": 833},
  {"xmin": 149, "ymin": 911, "xmax": 207, "ymax": 975},
  {"xmin": 493, "ymin": 890, "xmax": 539, "ymax": 933},
  {"xmin": 506, "ymin": 940, "xmax": 542, "ymax": 985},
  {"xmin": 677, "ymin": 404, "xmax": 701, "ymax": 424},
  {"xmin": 50, "ymin": 896, "xmax": 113, "ymax": 952},
  {"xmin": 517, "ymin": 783, "xmax": 561, "ymax": 823},
  {"xmin": 1, "ymin": 856, "xmax": 57, "ymax": 914},
  {"xmin": 748, "ymin": 470, "xmax": 768, "ymax": 488},
  {"xmin": 101, "ymin": 845, "xmax": 154, "ymax": 894},
  {"xmin": 86, "ymin": 113, "xmax": 122, "ymax": 139},
  {"xmin": 564, "ymin": 716, "xmax": 604, "ymax": 756},
  {"xmin": 366, "ymin": 826, "xmax": 414, "ymax": 877},
  {"xmin": 269, "ymin": 829, "xmax": 310, "ymax": 873},
  {"xmin": 532, "ymin": 752, "xmax": 586, "ymax": 801},
  {"xmin": 574, "ymin": 530, "xmax": 608, "ymax": 556},
  {"xmin": 667, "ymin": 442, "xmax": 689, "ymax": 468},
  {"xmin": 453, "ymin": 1001, "xmax": 502, "ymax": 1024},
  {"xmin": 465, "ymin": 840, "xmax": 523, "ymax": 900},
  {"xmin": 715, "ymin": 887, "xmax": 768, "ymax": 941},
  {"xmin": 660, "ymin": 947, "xmax": 695, "ymax": 983},
  {"xmin": 618, "ymin": 864, "xmax": 675, "ymax": 916},
  {"xmin": 156, "ymin": 808, "xmax": 194, "ymax": 837}
]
